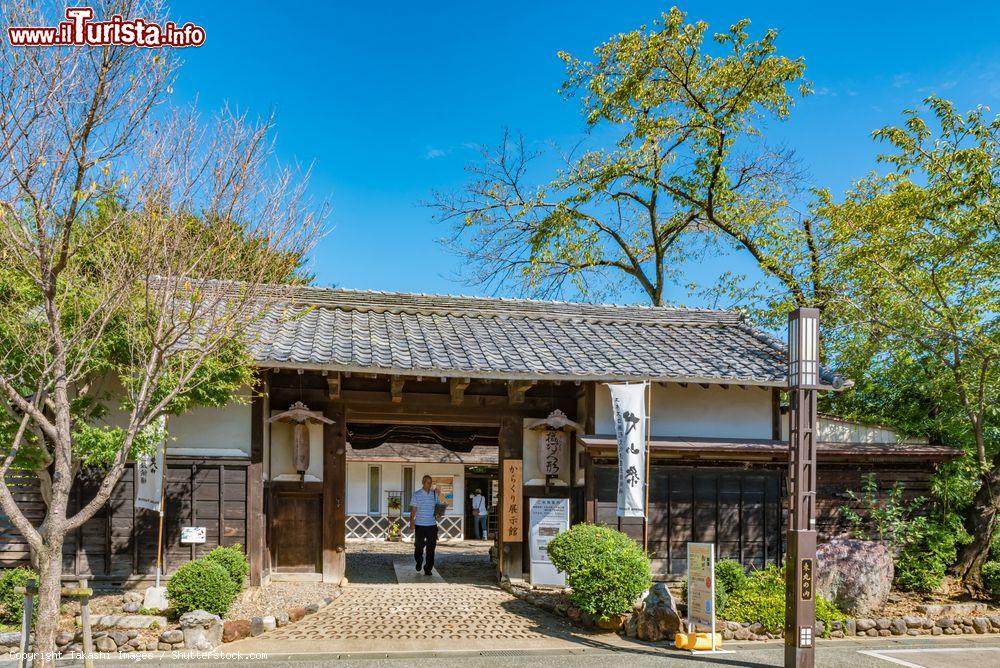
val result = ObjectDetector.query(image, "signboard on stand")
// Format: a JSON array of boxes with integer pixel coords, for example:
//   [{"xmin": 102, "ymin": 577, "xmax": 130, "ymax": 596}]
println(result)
[
  {"xmin": 528, "ymin": 498, "xmax": 569, "ymax": 586},
  {"xmin": 431, "ymin": 476, "xmax": 455, "ymax": 508},
  {"xmin": 687, "ymin": 542, "xmax": 720, "ymax": 652}
]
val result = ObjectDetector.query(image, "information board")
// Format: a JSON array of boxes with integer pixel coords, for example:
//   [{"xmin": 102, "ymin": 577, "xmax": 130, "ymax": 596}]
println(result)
[
  {"xmin": 687, "ymin": 542, "xmax": 717, "ymax": 649},
  {"xmin": 528, "ymin": 497, "xmax": 569, "ymax": 586}
]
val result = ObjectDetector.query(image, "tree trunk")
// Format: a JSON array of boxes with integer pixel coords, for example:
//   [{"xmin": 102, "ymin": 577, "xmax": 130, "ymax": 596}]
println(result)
[
  {"xmin": 32, "ymin": 537, "xmax": 64, "ymax": 668},
  {"xmin": 951, "ymin": 465, "xmax": 1000, "ymax": 592}
]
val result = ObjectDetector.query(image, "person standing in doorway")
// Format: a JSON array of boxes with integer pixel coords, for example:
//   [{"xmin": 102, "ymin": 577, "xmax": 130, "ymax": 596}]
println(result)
[
  {"xmin": 471, "ymin": 488, "xmax": 488, "ymax": 540},
  {"xmin": 410, "ymin": 474, "xmax": 439, "ymax": 575}
]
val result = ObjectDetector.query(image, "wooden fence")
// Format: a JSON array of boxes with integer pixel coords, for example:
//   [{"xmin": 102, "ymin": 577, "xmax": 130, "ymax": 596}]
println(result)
[{"xmin": 0, "ymin": 459, "xmax": 248, "ymax": 584}]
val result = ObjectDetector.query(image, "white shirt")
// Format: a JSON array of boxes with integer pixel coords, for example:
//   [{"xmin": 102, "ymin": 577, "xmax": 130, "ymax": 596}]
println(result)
[{"xmin": 471, "ymin": 493, "xmax": 487, "ymax": 515}]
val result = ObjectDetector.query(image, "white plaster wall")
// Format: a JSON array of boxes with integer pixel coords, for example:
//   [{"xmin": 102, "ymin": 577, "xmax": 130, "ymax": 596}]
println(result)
[
  {"xmin": 594, "ymin": 383, "xmax": 772, "ymax": 440},
  {"xmin": 93, "ymin": 377, "xmax": 252, "ymax": 458},
  {"xmin": 346, "ymin": 461, "xmax": 465, "ymax": 517},
  {"xmin": 168, "ymin": 394, "xmax": 251, "ymax": 457},
  {"xmin": 779, "ymin": 416, "xmax": 926, "ymax": 444}
]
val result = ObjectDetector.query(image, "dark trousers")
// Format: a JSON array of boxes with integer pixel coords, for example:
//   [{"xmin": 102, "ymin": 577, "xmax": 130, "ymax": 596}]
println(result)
[{"xmin": 414, "ymin": 524, "xmax": 438, "ymax": 573}]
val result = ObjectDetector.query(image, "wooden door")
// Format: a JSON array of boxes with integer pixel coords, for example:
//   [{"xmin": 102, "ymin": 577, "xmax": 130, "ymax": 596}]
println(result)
[{"xmin": 271, "ymin": 492, "xmax": 322, "ymax": 573}]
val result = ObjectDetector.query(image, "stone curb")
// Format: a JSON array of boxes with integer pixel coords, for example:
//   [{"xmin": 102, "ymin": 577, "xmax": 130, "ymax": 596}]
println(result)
[{"xmin": 0, "ymin": 579, "xmax": 351, "ymax": 655}]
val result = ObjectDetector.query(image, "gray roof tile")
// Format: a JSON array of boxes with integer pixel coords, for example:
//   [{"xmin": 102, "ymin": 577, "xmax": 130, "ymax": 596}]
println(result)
[{"xmin": 244, "ymin": 285, "xmax": 799, "ymax": 385}]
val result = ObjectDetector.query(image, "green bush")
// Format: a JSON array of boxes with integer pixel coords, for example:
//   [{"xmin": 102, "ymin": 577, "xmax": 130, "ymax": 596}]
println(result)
[
  {"xmin": 894, "ymin": 515, "xmax": 969, "ymax": 593},
  {"xmin": 680, "ymin": 558, "xmax": 746, "ymax": 611},
  {"xmin": 546, "ymin": 524, "xmax": 651, "ymax": 618},
  {"xmin": 547, "ymin": 524, "xmax": 619, "ymax": 576},
  {"xmin": 982, "ymin": 561, "xmax": 1000, "ymax": 602},
  {"xmin": 203, "ymin": 544, "xmax": 248, "ymax": 594},
  {"xmin": 167, "ymin": 559, "xmax": 237, "ymax": 616},
  {"xmin": 718, "ymin": 565, "xmax": 845, "ymax": 637},
  {"xmin": 0, "ymin": 568, "xmax": 36, "ymax": 625}
]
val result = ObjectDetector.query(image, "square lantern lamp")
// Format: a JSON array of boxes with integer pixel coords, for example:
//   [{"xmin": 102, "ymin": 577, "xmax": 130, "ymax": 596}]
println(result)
[{"xmin": 788, "ymin": 308, "xmax": 820, "ymax": 389}]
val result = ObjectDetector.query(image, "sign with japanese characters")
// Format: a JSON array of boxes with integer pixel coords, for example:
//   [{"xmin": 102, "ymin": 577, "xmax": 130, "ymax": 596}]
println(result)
[
  {"xmin": 800, "ymin": 557, "xmax": 814, "ymax": 601},
  {"xmin": 528, "ymin": 497, "xmax": 569, "ymax": 586},
  {"xmin": 501, "ymin": 459, "xmax": 523, "ymax": 541},
  {"xmin": 687, "ymin": 542, "xmax": 716, "ymax": 639},
  {"xmin": 607, "ymin": 382, "xmax": 647, "ymax": 518},
  {"xmin": 134, "ymin": 416, "xmax": 166, "ymax": 512},
  {"xmin": 537, "ymin": 428, "xmax": 566, "ymax": 476}
]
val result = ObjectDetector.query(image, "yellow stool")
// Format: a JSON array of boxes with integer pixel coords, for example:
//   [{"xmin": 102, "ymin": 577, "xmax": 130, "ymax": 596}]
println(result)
[{"xmin": 674, "ymin": 632, "xmax": 723, "ymax": 651}]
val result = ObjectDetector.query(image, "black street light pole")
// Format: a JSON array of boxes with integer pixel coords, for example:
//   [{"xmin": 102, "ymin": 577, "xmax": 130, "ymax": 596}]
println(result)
[{"xmin": 785, "ymin": 307, "xmax": 819, "ymax": 668}]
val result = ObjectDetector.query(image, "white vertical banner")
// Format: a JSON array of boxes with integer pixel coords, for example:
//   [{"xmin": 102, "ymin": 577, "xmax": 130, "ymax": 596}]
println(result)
[
  {"xmin": 607, "ymin": 382, "xmax": 648, "ymax": 518},
  {"xmin": 135, "ymin": 415, "xmax": 166, "ymax": 512}
]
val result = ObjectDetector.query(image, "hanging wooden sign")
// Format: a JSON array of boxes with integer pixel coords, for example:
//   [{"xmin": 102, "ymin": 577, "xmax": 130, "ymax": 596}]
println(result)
[{"xmin": 501, "ymin": 459, "xmax": 523, "ymax": 542}]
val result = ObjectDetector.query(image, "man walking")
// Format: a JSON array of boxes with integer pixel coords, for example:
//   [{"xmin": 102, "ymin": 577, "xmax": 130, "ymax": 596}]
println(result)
[
  {"xmin": 410, "ymin": 474, "xmax": 439, "ymax": 575},
  {"xmin": 471, "ymin": 488, "xmax": 488, "ymax": 540}
]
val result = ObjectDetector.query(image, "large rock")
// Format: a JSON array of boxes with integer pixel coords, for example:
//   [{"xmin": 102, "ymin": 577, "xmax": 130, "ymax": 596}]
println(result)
[
  {"xmin": 91, "ymin": 614, "xmax": 168, "ymax": 630},
  {"xmin": 178, "ymin": 610, "xmax": 223, "ymax": 651},
  {"xmin": 223, "ymin": 619, "xmax": 251, "ymax": 643},
  {"xmin": 142, "ymin": 586, "xmax": 169, "ymax": 612},
  {"xmin": 633, "ymin": 583, "xmax": 682, "ymax": 642},
  {"xmin": 815, "ymin": 538, "xmax": 893, "ymax": 616}
]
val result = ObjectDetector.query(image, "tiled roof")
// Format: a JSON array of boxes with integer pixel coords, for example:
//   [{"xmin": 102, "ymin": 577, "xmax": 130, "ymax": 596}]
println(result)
[
  {"xmin": 347, "ymin": 442, "xmax": 497, "ymax": 465},
  {"xmin": 579, "ymin": 435, "xmax": 960, "ymax": 462},
  {"xmin": 246, "ymin": 284, "xmax": 812, "ymax": 387}
]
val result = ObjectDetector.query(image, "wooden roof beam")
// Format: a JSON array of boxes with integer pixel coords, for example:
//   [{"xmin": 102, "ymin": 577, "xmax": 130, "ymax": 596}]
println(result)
[
  {"xmin": 326, "ymin": 372, "xmax": 341, "ymax": 400},
  {"xmin": 507, "ymin": 379, "xmax": 535, "ymax": 405},
  {"xmin": 450, "ymin": 377, "xmax": 471, "ymax": 406},
  {"xmin": 390, "ymin": 376, "xmax": 405, "ymax": 403}
]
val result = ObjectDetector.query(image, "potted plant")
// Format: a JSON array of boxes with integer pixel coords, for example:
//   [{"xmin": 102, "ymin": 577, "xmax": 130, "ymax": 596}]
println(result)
[
  {"xmin": 387, "ymin": 496, "xmax": 402, "ymax": 515},
  {"xmin": 386, "ymin": 519, "xmax": 402, "ymax": 542}
]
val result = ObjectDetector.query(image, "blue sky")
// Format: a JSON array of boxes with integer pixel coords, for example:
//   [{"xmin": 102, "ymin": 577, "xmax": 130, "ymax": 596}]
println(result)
[{"xmin": 169, "ymin": 1, "xmax": 1000, "ymax": 305}]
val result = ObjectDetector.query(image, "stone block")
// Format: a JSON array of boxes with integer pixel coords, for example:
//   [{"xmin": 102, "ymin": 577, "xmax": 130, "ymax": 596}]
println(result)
[
  {"xmin": 250, "ymin": 616, "xmax": 276, "ymax": 636},
  {"xmin": 890, "ymin": 618, "xmax": 906, "ymax": 635},
  {"xmin": 178, "ymin": 610, "xmax": 223, "ymax": 651},
  {"xmin": 159, "ymin": 629, "xmax": 183, "ymax": 644},
  {"xmin": 288, "ymin": 607, "xmax": 306, "ymax": 622},
  {"xmin": 143, "ymin": 586, "xmax": 169, "ymax": 612},
  {"xmin": 95, "ymin": 636, "xmax": 117, "ymax": 652},
  {"xmin": 223, "ymin": 619, "xmax": 251, "ymax": 643},
  {"xmin": 92, "ymin": 614, "xmax": 168, "ymax": 630}
]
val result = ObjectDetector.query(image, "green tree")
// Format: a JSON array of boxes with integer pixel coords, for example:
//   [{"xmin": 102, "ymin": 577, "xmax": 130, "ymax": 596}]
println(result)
[
  {"xmin": 0, "ymin": 2, "xmax": 322, "ymax": 663},
  {"xmin": 821, "ymin": 97, "xmax": 999, "ymax": 590},
  {"xmin": 434, "ymin": 7, "xmax": 811, "ymax": 304}
]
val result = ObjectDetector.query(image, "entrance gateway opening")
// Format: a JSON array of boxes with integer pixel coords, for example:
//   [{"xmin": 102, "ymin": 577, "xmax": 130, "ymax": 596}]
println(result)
[{"xmin": 260, "ymin": 371, "xmax": 582, "ymax": 587}]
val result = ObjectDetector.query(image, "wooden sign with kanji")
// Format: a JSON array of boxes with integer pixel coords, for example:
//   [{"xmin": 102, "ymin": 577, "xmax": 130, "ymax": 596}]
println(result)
[{"xmin": 501, "ymin": 459, "xmax": 523, "ymax": 542}]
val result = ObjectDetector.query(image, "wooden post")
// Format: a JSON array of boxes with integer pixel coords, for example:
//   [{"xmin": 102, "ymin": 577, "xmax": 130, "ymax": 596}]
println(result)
[
  {"xmin": 248, "ymin": 378, "xmax": 265, "ymax": 586},
  {"xmin": 154, "ymin": 454, "xmax": 167, "ymax": 588},
  {"xmin": 79, "ymin": 578, "xmax": 93, "ymax": 668},
  {"xmin": 498, "ymin": 416, "xmax": 523, "ymax": 582},
  {"xmin": 323, "ymin": 402, "xmax": 347, "ymax": 583},
  {"xmin": 643, "ymin": 381, "xmax": 652, "ymax": 553},
  {"xmin": 18, "ymin": 580, "xmax": 35, "ymax": 668}
]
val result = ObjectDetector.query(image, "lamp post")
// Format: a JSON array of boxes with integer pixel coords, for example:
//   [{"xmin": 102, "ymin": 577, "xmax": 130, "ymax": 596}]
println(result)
[{"xmin": 785, "ymin": 308, "xmax": 819, "ymax": 668}]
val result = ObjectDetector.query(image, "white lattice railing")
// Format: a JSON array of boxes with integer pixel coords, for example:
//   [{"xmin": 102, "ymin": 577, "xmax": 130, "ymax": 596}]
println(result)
[{"xmin": 346, "ymin": 514, "xmax": 464, "ymax": 540}]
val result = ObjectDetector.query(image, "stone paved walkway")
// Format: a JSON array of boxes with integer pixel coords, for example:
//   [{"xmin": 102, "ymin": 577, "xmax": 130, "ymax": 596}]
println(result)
[{"xmin": 228, "ymin": 541, "xmax": 642, "ymax": 655}]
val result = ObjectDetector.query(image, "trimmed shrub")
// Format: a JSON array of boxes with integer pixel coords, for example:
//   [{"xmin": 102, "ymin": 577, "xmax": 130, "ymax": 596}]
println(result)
[
  {"xmin": 719, "ymin": 565, "xmax": 845, "ymax": 637},
  {"xmin": 546, "ymin": 524, "xmax": 651, "ymax": 618},
  {"xmin": 167, "ymin": 559, "xmax": 237, "ymax": 616},
  {"xmin": 0, "ymin": 568, "xmax": 36, "ymax": 625},
  {"xmin": 715, "ymin": 559, "xmax": 747, "ymax": 594},
  {"xmin": 681, "ymin": 558, "xmax": 746, "ymax": 611},
  {"xmin": 982, "ymin": 561, "xmax": 1000, "ymax": 602},
  {"xmin": 203, "ymin": 544, "xmax": 248, "ymax": 594}
]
